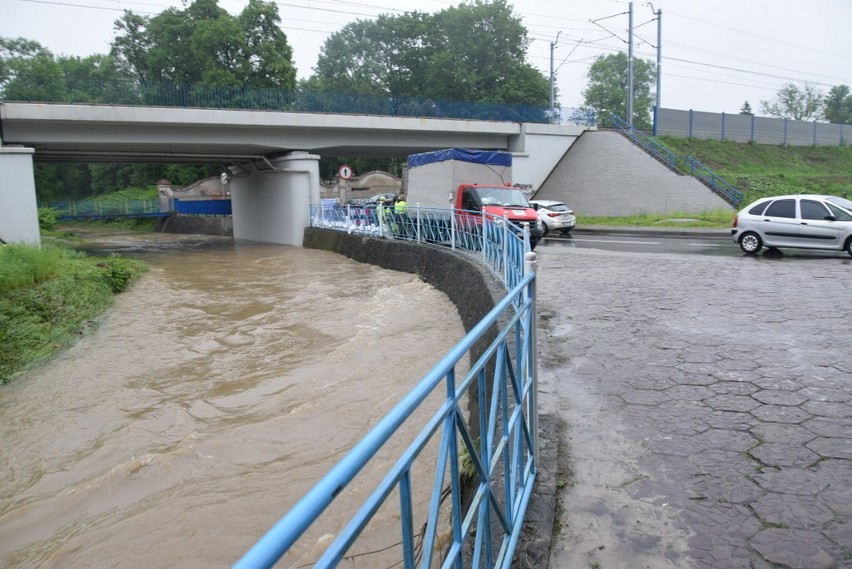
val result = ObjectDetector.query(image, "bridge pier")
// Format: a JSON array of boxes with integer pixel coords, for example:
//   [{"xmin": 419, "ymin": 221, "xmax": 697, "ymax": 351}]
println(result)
[
  {"xmin": 230, "ymin": 151, "xmax": 320, "ymax": 247},
  {"xmin": 0, "ymin": 144, "xmax": 40, "ymax": 246}
]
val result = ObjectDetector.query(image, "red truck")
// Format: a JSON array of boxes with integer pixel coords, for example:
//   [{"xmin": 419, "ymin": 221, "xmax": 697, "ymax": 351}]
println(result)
[{"xmin": 404, "ymin": 149, "xmax": 543, "ymax": 249}]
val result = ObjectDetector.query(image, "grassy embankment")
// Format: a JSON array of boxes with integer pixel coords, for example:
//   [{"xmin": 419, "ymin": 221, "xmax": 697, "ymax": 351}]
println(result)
[
  {"xmin": 0, "ymin": 204, "xmax": 149, "ymax": 384},
  {"xmin": 579, "ymin": 138, "xmax": 852, "ymax": 228}
]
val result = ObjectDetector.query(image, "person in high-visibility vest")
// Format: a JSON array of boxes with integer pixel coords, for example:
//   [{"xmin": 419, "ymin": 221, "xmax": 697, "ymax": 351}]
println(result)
[{"xmin": 393, "ymin": 194, "xmax": 408, "ymax": 237}]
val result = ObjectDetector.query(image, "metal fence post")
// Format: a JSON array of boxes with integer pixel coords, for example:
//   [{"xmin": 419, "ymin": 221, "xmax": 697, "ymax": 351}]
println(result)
[{"xmin": 524, "ymin": 251, "xmax": 539, "ymax": 462}]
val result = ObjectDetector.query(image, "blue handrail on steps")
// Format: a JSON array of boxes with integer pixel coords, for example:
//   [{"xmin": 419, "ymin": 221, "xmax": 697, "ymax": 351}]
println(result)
[
  {"xmin": 610, "ymin": 114, "xmax": 677, "ymax": 170},
  {"xmin": 684, "ymin": 156, "xmax": 743, "ymax": 206},
  {"xmin": 610, "ymin": 114, "xmax": 743, "ymax": 206}
]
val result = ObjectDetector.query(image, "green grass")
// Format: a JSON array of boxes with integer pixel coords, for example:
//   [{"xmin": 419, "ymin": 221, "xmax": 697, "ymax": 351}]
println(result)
[
  {"xmin": 658, "ymin": 137, "xmax": 852, "ymax": 206},
  {"xmin": 579, "ymin": 209, "xmax": 735, "ymax": 228},
  {"xmin": 0, "ymin": 243, "xmax": 147, "ymax": 384}
]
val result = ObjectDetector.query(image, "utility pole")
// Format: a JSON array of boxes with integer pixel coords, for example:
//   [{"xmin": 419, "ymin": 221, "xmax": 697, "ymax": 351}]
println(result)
[
  {"xmin": 627, "ymin": 1, "xmax": 634, "ymax": 125},
  {"xmin": 649, "ymin": 3, "xmax": 662, "ymax": 112},
  {"xmin": 549, "ymin": 31, "xmax": 561, "ymax": 121}
]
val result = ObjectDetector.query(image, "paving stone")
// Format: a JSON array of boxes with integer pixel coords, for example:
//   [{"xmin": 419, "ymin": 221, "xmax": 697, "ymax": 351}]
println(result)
[
  {"xmin": 749, "ymin": 423, "xmax": 816, "ymax": 445},
  {"xmin": 802, "ymin": 417, "xmax": 852, "ymax": 438},
  {"xmin": 750, "ymin": 493, "xmax": 836, "ymax": 529},
  {"xmin": 749, "ymin": 443, "xmax": 821, "ymax": 468},
  {"xmin": 706, "ymin": 394, "xmax": 762, "ymax": 412},
  {"xmin": 749, "ymin": 405, "xmax": 813, "ymax": 424},
  {"xmin": 751, "ymin": 390, "xmax": 808, "ymax": 406},
  {"xmin": 750, "ymin": 528, "xmax": 836, "ymax": 569}
]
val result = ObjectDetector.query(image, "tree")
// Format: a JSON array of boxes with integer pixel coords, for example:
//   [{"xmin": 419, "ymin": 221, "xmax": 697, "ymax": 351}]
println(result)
[
  {"xmin": 760, "ymin": 82, "xmax": 823, "ymax": 121},
  {"xmin": 310, "ymin": 0, "xmax": 548, "ymax": 106},
  {"xmin": 111, "ymin": 0, "xmax": 295, "ymax": 89},
  {"xmin": 581, "ymin": 52, "xmax": 655, "ymax": 129},
  {"xmin": 823, "ymin": 85, "xmax": 852, "ymax": 125},
  {"xmin": 739, "ymin": 101, "xmax": 753, "ymax": 115},
  {"xmin": 0, "ymin": 38, "xmax": 65, "ymax": 101}
]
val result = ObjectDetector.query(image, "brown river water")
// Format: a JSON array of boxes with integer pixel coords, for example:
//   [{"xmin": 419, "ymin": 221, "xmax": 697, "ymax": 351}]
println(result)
[{"xmin": 0, "ymin": 231, "xmax": 465, "ymax": 568}]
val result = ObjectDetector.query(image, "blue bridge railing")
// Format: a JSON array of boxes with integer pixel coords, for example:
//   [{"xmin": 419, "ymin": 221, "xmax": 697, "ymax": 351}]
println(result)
[
  {"xmin": 233, "ymin": 205, "xmax": 539, "ymax": 568},
  {"xmin": 4, "ymin": 79, "xmax": 596, "ymax": 126}
]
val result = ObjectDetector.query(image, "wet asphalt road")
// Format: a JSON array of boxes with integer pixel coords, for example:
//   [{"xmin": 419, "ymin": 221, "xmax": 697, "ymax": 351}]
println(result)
[
  {"xmin": 532, "ymin": 237, "xmax": 851, "ymax": 568},
  {"xmin": 542, "ymin": 227, "xmax": 852, "ymax": 260}
]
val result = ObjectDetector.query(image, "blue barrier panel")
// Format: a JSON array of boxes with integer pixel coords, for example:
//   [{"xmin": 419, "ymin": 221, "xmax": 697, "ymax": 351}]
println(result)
[{"xmin": 173, "ymin": 199, "xmax": 232, "ymax": 215}]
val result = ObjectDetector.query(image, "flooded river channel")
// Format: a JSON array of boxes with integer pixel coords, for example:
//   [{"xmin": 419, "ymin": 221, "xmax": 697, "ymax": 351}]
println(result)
[{"xmin": 0, "ymin": 231, "xmax": 464, "ymax": 568}]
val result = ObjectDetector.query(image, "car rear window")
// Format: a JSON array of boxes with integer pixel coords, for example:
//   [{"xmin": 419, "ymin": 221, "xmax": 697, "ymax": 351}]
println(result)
[
  {"xmin": 748, "ymin": 202, "xmax": 769, "ymax": 215},
  {"xmin": 546, "ymin": 204, "xmax": 570, "ymax": 212},
  {"xmin": 764, "ymin": 199, "xmax": 796, "ymax": 218},
  {"xmin": 826, "ymin": 203, "xmax": 852, "ymax": 221}
]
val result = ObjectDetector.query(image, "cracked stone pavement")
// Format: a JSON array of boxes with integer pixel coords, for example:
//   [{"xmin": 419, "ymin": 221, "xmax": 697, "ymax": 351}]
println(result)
[{"xmin": 534, "ymin": 246, "xmax": 851, "ymax": 569}]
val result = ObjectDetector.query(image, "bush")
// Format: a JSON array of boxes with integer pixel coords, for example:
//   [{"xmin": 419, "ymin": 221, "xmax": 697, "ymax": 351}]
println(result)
[{"xmin": 38, "ymin": 207, "xmax": 59, "ymax": 231}]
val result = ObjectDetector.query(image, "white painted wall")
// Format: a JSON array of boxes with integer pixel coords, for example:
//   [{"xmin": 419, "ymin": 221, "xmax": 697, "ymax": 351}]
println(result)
[
  {"xmin": 0, "ymin": 146, "xmax": 40, "ymax": 246},
  {"xmin": 230, "ymin": 152, "xmax": 320, "ymax": 246},
  {"xmin": 510, "ymin": 123, "xmax": 590, "ymax": 193}
]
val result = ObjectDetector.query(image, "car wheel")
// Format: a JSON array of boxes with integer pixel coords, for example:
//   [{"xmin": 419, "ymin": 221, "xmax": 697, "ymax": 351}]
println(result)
[
  {"xmin": 541, "ymin": 224, "xmax": 549, "ymax": 237},
  {"xmin": 845, "ymin": 237, "xmax": 852, "ymax": 258},
  {"xmin": 739, "ymin": 232, "xmax": 763, "ymax": 254},
  {"xmin": 560, "ymin": 228, "xmax": 572, "ymax": 235}
]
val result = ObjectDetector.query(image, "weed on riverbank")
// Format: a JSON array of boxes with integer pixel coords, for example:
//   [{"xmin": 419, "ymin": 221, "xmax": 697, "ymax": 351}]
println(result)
[{"xmin": 0, "ymin": 244, "xmax": 147, "ymax": 384}]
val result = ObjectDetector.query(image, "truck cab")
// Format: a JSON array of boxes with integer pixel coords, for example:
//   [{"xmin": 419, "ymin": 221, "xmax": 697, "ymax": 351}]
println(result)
[{"xmin": 457, "ymin": 184, "xmax": 544, "ymax": 248}]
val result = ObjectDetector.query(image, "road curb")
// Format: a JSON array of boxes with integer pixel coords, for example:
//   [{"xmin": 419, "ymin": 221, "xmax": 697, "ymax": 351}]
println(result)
[{"xmin": 571, "ymin": 226, "xmax": 731, "ymax": 239}]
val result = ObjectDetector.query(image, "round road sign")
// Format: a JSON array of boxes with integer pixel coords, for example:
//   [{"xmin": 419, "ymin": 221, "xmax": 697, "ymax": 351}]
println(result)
[{"xmin": 338, "ymin": 164, "xmax": 353, "ymax": 180}]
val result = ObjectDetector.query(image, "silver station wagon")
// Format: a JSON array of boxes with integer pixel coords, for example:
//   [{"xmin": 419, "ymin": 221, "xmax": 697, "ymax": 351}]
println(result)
[{"xmin": 731, "ymin": 194, "xmax": 852, "ymax": 256}]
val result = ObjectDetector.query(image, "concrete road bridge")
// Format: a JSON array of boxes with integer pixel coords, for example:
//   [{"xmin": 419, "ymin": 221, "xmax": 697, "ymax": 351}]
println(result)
[{"xmin": 0, "ymin": 102, "xmax": 591, "ymax": 246}]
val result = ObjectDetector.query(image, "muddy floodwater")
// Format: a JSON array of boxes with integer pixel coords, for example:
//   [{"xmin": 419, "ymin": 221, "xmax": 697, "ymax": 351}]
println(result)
[{"xmin": 0, "ymin": 232, "xmax": 465, "ymax": 568}]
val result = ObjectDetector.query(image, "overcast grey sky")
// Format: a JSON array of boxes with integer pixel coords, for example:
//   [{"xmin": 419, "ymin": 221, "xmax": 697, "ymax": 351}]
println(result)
[{"xmin": 2, "ymin": 0, "xmax": 851, "ymax": 115}]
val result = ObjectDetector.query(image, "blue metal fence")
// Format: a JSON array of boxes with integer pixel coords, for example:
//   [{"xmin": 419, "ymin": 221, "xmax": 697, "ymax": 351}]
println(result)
[
  {"xmin": 3, "ymin": 79, "xmax": 596, "ymax": 126},
  {"xmin": 233, "ymin": 205, "xmax": 539, "ymax": 568},
  {"xmin": 40, "ymin": 199, "xmax": 165, "ymax": 220},
  {"xmin": 311, "ymin": 204, "xmax": 531, "ymax": 290}
]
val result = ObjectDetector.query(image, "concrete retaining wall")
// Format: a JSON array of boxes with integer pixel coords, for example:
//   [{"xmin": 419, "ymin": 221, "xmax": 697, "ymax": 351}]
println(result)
[
  {"xmin": 156, "ymin": 214, "xmax": 233, "ymax": 236},
  {"xmin": 303, "ymin": 228, "xmax": 503, "ymax": 335}
]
